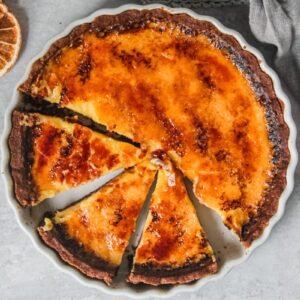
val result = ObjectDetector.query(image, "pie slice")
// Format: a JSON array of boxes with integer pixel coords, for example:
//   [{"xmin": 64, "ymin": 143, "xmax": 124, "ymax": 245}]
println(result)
[
  {"xmin": 17, "ymin": 9, "xmax": 289, "ymax": 245},
  {"xmin": 38, "ymin": 161, "xmax": 157, "ymax": 285},
  {"xmin": 9, "ymin": 111, "xmax": 144, "ymax": 206},
  {"xmin": 128, "ymin": 162, "xmax": 217, "ymax": 285}
]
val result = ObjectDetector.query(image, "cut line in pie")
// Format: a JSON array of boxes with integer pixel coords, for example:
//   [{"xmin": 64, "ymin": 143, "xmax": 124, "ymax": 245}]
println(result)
[
  {"xmin": 8, "ymin": 8, "xmax": 290, "ymax": 287},
  {"xmin": 128, "ymin": 162, "xmax": 217, "ymax": 285},
  {"xmin": 38, "ymin": 161, "xmax": 157, "ymax": 285},
  {"xmin": 9, "ymin": 111, "xmax": 144, "ymax": 206}
]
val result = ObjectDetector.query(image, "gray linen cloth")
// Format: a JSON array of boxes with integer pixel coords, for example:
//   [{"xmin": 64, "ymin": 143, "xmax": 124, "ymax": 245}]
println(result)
[{"xmin": 249, "ymin": 0, "xmax": 300, "ymax": 101}]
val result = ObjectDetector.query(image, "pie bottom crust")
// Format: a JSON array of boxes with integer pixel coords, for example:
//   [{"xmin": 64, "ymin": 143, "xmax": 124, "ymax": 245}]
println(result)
[
  {"xmin": 38, "ymin": 227, "xmax": 114, "ymax": 285},
  {"xmin": 9, "ymin": 111, "xmax": 38, "ymax": 206},
  {"xmin": 127, "ymin": 260, "xmax": 218, "ymax": 286}
]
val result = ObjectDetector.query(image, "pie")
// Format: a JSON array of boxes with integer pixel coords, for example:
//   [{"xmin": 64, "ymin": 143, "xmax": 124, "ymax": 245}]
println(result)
[
  {"xmin": 38, "ymin": 161, "xmax": 156, "ymax": 285},
  {"xmin": 128, "ymin": 162, "xmax": 217, "ymax": 285},
  {"xmin": 9, "ymin": 111, "xmax": 144, "ymax": 206},
  {"xmin": 18, "ymin": 8, "xmax": 289, "ymax": 246},
  {"xmin": 9, "ymin": 8, "xmax": 290, "ymax": 287}
]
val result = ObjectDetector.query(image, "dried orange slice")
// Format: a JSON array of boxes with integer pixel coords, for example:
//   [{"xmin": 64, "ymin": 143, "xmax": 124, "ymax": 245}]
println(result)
[{"xmin": 0, "ymin": 2, "xmax": 21, "ymax": 76}]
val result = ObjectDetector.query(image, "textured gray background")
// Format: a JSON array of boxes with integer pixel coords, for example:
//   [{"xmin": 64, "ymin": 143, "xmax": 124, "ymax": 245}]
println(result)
[{"xmin": 1, "ymin": 1, "xmax": 299, "ymax": 299}]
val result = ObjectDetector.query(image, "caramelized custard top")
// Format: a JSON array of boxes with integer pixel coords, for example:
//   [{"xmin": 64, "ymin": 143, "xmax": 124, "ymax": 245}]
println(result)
[
  {"xmin": 133, "ymin": 165, "xmax": 214, "ymax": 268},
  {"xmin": 22, "ymin": 113, "xmax": 143, "ymax": 203},
  {"xmin": 52, "ymin": 162, "xmax": 156, "ymax": 267},
  {"xmin": 30, "ymin": 21, "xmax": 273, "ymax": 235}
]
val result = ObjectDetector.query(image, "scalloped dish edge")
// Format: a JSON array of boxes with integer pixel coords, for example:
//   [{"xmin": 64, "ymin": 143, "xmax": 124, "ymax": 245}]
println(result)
[{"xmin": 1, "ymin": 4, "xmax": 298, "ymax": 298}]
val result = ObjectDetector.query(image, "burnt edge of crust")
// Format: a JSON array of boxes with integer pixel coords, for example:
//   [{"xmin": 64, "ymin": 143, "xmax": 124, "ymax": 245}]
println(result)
[
  {"xmin": 38, "ymin": 215, "xmax": 116, "ymax": 285},
  {"xmin": 8, "ymin": 110, "xmax": 38, "ymax": 206},
  {"xmin": 18, "ymin": 8, "xmax": 290, "ymax": 246},
  {"xmin": 128, "ymin": 257, "xmax": 218, "ymax": 285}
]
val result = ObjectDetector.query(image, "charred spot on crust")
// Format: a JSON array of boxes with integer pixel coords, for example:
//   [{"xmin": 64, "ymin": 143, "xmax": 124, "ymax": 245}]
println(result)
[
  {"xmin": 70, "ymin": 36, "xmax": 84, "ymax": 48},
  {"xmin": 60, "ymin": 136, "xmax": 74, "ymax": 157},
  {"xmin": 222, "ymin": 198, "xmax": 241, "ymax": 211},
  {"xmin": 233, "ymin": 120, "xmax": 249, "ymax": 144},
  {"xmin": 174, "ymin": 39, "xmax": 198, "ymax": 59},
  {"xmin": 215, "ymin": 150, "xmax": 228, "ymax": 162},
  {"xmin": 110, "ymin": 208, "xmax": 123, "ymax": 226},
  {"xmin": 199, "ymin": 236, "xmax": 209, "ymax": 248},
  {"xmin": 112, "ymin": 47, "xmax": 152, "ymax": 69},
  {"xmin": 196, "ymin": 63, "xmax": 216, "ymax": 89},
  {"xmin": 241, "ymin": 216, "xmax": 257, "ymax": 242},
  {"xmin": 77, "ymin": 53, "xmax": 92, "ymax": 83},
  {"xmin": 151, "ymin": 210, "xmax": 160, "ymax": 222},
  {"xmin": 194, "ymin": 120, "xmax": 208, "ymax": 153}
]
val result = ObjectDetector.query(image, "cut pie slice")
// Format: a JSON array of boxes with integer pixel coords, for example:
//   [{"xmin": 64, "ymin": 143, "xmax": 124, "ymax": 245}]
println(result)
[
  {"xmin": 17, "ymin": 9, "xmax": 289, "ymax": 245},
  {"xmin": 128, "ymin": 162, "xmax": 217, "ymax": 285},
  {"xmin": 9, "ymin": 111, "xmax": 144, "ymax": 206},
  {"xmin": 38, "ymin": 161, "xmax": 157, "ymax": 285}
]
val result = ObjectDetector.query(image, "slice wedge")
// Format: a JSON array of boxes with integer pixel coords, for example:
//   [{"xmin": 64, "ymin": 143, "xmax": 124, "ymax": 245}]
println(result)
[
  {"xmin": 38, "ymin": 161, "xmax": 157, "ymax": 285},
  {"xmin": 9, "ymin": 111, "xmax": 144, "ymax": 206},
  {"xmin": 128, "ymin": 162, "xmax": 217, "ymax": 285}
]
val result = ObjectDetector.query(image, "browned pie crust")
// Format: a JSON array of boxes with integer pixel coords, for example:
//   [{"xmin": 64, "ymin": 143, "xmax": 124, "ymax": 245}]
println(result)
[
  {"xmin": 18, "ymin": 9, "xmax": 290, "ymax": 246},
  {"xmin": 8, "ymin": 111, "xmax": 38, "ymax": 206},
  {"xmin": 38, "ymin": 219, "xmax": 115, "ymax": 285},
  {"xmin": 128, "ymin": 258, "xmax": 218, "ymax": 285}
]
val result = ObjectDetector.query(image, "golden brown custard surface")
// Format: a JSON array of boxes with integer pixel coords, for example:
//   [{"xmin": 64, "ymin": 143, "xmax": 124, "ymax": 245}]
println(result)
[
  {"xmin": 133, "ymin": 165, "xmax": 215, "ymax": 268},
  {"xmin": 50, "ymin": 162, "xmax": 156, "ymax": 267},
  {"xmin": 30, "ymin": 22, "xmax": 273, "ymax": 236},
  {"xmin": 22, "ymin": 113, "xmax": 143, "ymax": 203}
]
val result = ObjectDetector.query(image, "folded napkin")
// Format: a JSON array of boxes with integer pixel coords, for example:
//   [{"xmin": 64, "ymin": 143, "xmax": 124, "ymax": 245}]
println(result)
[{"xmin": 250, "ymin": 0, "xmax": 300, "ymax": 101}]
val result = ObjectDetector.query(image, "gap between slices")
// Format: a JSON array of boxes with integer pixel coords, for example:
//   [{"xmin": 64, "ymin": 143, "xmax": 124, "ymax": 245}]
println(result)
[
  {"xmin": 21, "ymin": 95, "xmax": 140, "ymax": 148},
  {"xmin": 16, "ymin": 9, "xmax": 289, "ymax": 247},
  {"xmin": 128, "ymin": 161, "xmax": 217, "ymax": 285},
  {"xmin": 37, "ymin": 161, "xmax": 157, "ymax": 285},
  {"xmin": 8, "ymin": 111, "xmax": 145, "ymax": 206},
  {"xmin": 112, "ymin": 171, "xmax": 158, "ymax": 286},
  {"xmin": 37, "ymin": 158, "xmax": 218, "ymax": 286},
  {"xmin": 184, "ymin": 177, "xmax": 244, "ymax": 267}
]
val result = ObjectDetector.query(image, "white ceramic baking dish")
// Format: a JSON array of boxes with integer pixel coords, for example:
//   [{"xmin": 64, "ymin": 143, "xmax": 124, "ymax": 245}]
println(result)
[{"xmin": 1, "ymin": 4, "xmax": 298, "ymax": 298}]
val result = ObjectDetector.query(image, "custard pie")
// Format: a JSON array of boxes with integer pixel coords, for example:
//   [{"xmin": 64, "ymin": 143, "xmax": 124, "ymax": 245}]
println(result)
[{"xmin": 8, "ymin": 8, "xmax": 290, "ymax": 287}]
